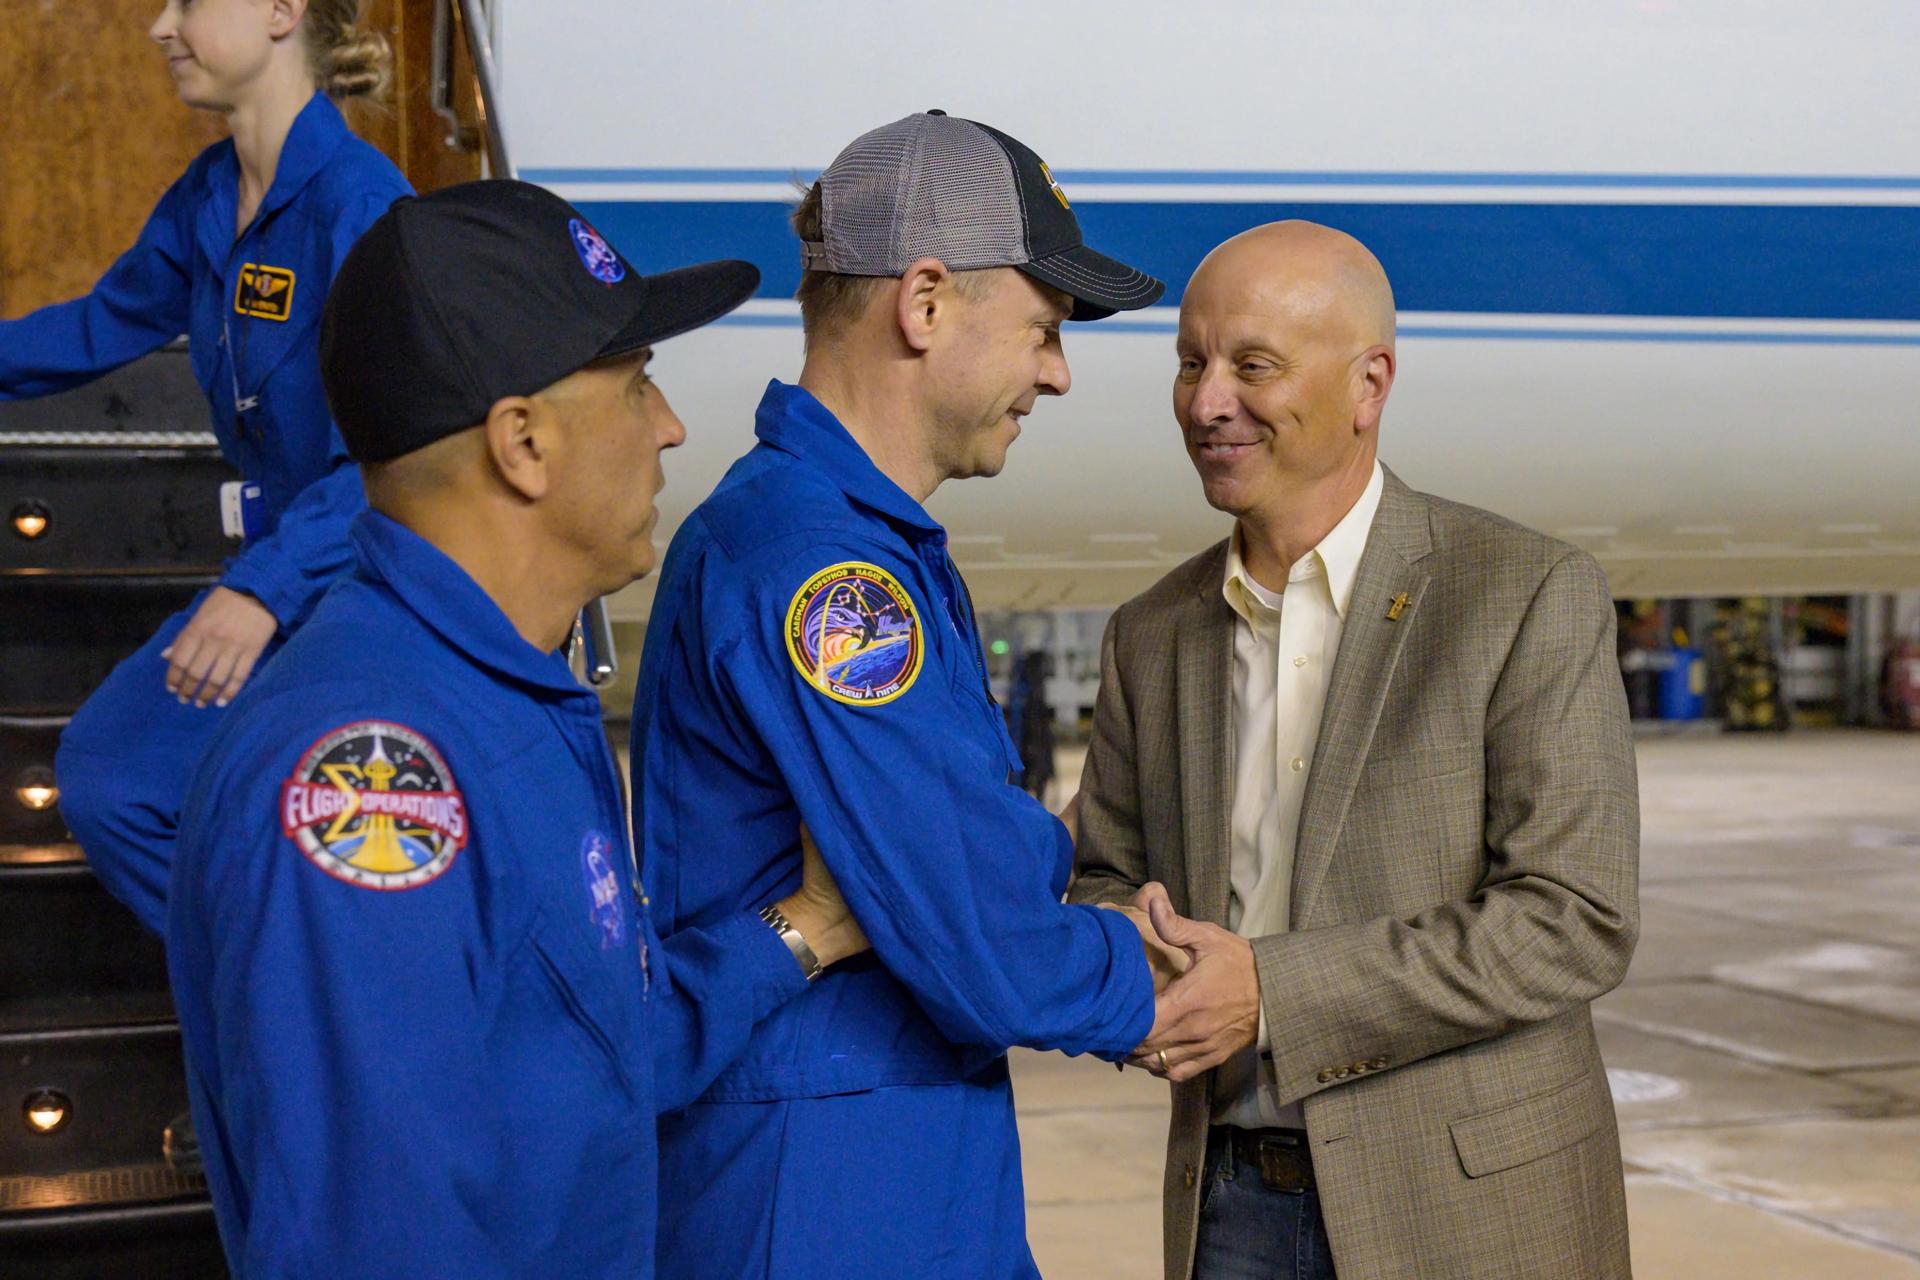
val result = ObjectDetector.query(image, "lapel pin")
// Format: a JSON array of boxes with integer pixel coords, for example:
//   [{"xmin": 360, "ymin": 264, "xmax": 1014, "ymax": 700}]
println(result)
[{"xmin": 1387, "ymin": 592, "xmax": 1411, "ymax": 621}]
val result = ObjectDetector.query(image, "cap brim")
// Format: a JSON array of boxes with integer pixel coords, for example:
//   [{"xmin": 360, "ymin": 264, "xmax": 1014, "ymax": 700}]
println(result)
[
  {"xmin": 597, "ymin": 259, "xmax": 761, "ymax": 358},
  {"xmin": 1020, "ymin": 245, "xmax": 1165, "ymax": 321}
]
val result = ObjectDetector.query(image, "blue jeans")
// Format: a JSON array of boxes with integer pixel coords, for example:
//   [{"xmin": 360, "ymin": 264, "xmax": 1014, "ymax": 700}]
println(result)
[{"xmin": 1193, "ymin": 1128, "xmax": 1338, "ymax": 1280}]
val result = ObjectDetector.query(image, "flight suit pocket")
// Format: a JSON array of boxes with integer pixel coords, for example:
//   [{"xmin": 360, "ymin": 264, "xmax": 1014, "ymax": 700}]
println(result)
[
  {"xmin": 526, "ymin": 907, "xmax": 638, "ymax": 1098},
  {"xmin": 1449, "ymin": 1072, "xmax": 1599, "ymax": 1178},
  {"xmin": 949, "ymin": 665, "xmax": 1024, "ymax": 779}
]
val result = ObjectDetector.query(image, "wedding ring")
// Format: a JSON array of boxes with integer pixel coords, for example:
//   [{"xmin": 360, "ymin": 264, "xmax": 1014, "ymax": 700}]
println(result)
[{"xmin": 1156, "ymin": 1049, "xmax": 1170, "ymax": 1073}]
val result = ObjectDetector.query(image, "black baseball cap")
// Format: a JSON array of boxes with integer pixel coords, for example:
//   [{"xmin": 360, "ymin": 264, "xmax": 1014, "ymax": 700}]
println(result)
[
  {"xmin": 321, "ymin": 180, "xmax": 760, "ymax": 463},
  {"xmin": 800, "ymin": 111, "xmax": 1164, "ymax": 321}
]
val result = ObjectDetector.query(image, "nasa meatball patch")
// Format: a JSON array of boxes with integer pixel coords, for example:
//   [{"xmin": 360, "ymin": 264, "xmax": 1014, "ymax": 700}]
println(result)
[
  {"xmin": 279, "ymin": 721, "xmax": 468, "ymax": 890},
  {"xmin": 784, "ymin": 561, "xmax": 924, "ymax": 707},
  {"xmin": 580, "ymin": 830, "xmax": 628, "ymax": 949},
  {"xmin": 568, "ymin": 217, "xmax": 626, "ymax": 285}
]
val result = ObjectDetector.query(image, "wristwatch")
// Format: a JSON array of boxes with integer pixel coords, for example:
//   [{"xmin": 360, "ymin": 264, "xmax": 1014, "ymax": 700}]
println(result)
[{"xmin": 759, "ymin": 903, "xmax": 823, "ymax": 983}]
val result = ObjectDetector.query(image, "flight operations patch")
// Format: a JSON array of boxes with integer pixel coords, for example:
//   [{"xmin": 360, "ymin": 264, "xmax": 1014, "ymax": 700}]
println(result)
[
  {"xmin": 784, "ymin": 561, "xmax": 924, "ymax": 707},
  {"xmin": 279, "ymin": 721, "xmax": 467, "ymax": 890}
]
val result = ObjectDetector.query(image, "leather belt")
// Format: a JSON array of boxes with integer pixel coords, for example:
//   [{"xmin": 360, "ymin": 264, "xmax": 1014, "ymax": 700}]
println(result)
[{"xmin": 1213, "ymin": 1125, "xmax": 1316, "ymax": 1193}]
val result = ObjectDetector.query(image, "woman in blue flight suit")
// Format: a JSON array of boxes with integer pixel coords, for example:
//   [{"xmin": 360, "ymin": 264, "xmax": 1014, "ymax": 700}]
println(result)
[{"xmin": 0, "ymin": 0, "xmax": 412, "ymax": 932}]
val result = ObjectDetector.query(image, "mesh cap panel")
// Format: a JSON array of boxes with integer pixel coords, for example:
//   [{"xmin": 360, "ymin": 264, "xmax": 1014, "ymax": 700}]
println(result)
[{"xmin": 819, "ymin": 115, "xmax": 1025, "ymax": 275}]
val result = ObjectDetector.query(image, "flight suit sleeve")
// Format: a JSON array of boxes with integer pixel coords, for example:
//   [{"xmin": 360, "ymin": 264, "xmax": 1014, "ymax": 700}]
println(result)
[
  {"xmin": 715, "ymin": 540, "xmax": 1153, "ymax": 1060},
  {"xmin": 646, "ymin": 909, "xmax": 809, "ymax": 1112},
  {"xmin": 173, "ymin": 705, "xmax": 518, "ymax": 1279},
  {"xmin": 0, "ymin": 171, "xmax": 195, "ymax": 399},
  {"xmin": 218, "ymin": 456, "xmax": 362, "ymax": 627},
  {"xmin": 218, "ymin": 189, "xmax": 399, "ymax": 625}
]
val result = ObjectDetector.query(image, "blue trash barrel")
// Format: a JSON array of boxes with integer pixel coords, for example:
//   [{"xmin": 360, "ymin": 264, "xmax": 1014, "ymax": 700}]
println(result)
[{"xmin": 1658, "ymin": 643, "xmax": 1707, "ymax": 720}]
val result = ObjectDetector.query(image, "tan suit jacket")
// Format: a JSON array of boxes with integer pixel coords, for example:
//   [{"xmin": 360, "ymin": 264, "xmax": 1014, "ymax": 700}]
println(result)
[{"xmin": 1070, "ymin": 468, "xmax": 1639, "ymax": 1280}]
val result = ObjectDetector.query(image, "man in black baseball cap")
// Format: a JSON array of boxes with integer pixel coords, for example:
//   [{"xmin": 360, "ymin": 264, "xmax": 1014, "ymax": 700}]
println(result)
[
  {"xmin": 167, "ymin": 179, "xmax": 870, "ymax": 1278},
  {"xmin": 631, "ymin": 118, "xmax": 1189, "ymax": 1278}
]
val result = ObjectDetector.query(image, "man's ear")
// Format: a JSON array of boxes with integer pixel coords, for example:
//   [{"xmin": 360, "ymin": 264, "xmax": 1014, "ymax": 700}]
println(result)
[
  {"xmin": 1353, "ymin": 345, "xmax": 1396, "ymax": 435},
  {"xmin": 268, "ymin": 0, "xmax": 309, "ymax": 41},
  {"xmin": 894, "ymin": 257, "xmax": 954, "ymax": 354},
  {"xmin": 482, "ymin": 395, "xmax": 551, "ymax": 501}
]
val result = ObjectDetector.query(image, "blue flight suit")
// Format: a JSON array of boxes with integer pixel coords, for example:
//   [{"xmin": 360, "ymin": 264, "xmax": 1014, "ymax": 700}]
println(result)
[
  {"xmin": 168, "ymin": 510, "xmax": 810, "ymax": 1279},
  {"xmin": 0, "ymin": 93, "xmax": 411, "ymax": 932},
  {"xmin": 631, "ymin": 381, "xmax": 1155, "ymax": 1279}
]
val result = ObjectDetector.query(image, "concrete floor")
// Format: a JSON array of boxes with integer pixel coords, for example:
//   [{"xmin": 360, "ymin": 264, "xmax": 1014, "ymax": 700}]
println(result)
[{"xmin": 1016, "ymin": 729, "xmax": 1920, "ymax": 1278}]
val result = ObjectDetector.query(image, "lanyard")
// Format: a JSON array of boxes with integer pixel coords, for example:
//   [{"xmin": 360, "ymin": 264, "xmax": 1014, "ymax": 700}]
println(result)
[
  {"xmin": 224, "ymin": 200, "xmax": 277, "ymax": 424},
  {"xmin": 223, "ymin": 311, "xmax": 260, "ymax": 418}
]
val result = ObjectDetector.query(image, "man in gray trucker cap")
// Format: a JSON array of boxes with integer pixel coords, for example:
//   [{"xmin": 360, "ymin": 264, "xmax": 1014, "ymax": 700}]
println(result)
[{"xmin": 629, "ymin": 112, "xmax": 1190, "ymax": 1278}]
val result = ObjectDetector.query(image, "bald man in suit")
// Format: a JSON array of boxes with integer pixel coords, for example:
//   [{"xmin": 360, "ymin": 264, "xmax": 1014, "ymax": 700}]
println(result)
[{"xmin": 1071, "ymin": 222, "xmax": 1639, "ymax": 1280}]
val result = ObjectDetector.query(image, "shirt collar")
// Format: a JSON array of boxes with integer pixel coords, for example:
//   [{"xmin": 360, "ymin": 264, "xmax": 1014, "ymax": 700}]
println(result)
[
  {"xmin": 350, "ymin": 510, "xmax": 593, "ymax": 701},
  {"xmin": 199, "ymin": 93, "xmax": 350, "ymax": 262},
  {"xmin": 255, "ymin": 92, "xmax": 351, "ymax": 219},
  {"xmin": 752, "ymin": 380, "xmax": 946, "ymax": 538},
  {"xmin": 1221, "ymin": 460, "xmax": 1385, "ymax": 624}
]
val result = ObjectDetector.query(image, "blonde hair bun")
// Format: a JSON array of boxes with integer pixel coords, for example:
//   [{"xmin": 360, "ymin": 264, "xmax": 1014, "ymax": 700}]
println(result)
[
  {"xmin": 307, "ymin": 2, "xmax": 393, "ymax": 101},
  {"xmin": 325, "ymin": 29, "xmax": 392, "ymax": 100}
]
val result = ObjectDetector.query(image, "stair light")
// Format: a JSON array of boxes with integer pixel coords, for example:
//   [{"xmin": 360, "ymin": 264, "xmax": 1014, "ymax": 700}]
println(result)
[
  {"xmin": 10, "ymin": 501, "xmax": 50, "ymax": 540},
  {"xmin": 15, "ymin": 767, "xmax": 58, "ymax": 812},
  {"xmin": 24, "ymin": 1090, "xmax": 70, "ymax": 1134}
]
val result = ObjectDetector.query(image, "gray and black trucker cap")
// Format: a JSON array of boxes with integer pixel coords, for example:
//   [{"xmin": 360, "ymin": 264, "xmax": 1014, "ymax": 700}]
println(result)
[{"xmin": 801, "ymin": 111, "xmax": 1165, "ymax": 321}]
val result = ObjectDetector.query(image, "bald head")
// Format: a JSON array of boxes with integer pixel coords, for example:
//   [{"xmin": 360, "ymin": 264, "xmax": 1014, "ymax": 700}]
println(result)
[
  {"xmin": 1172, "ymin": 221, "xmax": 1397, "ymax": 547},
  {"xmin": 1188, "ymin": 220, "xmax": 1396, "ymax": 352}
]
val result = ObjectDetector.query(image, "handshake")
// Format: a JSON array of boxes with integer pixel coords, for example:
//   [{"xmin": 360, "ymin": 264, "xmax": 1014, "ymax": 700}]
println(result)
[{"xmin": 1098, "ymin": 884, "xmax": 1262, "ymax": 1084}]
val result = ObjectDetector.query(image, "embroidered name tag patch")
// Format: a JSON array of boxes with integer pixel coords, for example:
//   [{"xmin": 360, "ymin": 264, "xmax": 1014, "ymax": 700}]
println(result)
[
  {"xmin": 280, "ymin": 721, "xmax": 467, "ymax": 889},
  {"xmin": 234, "ymin": 263, "xmax": 297, "ymax": 321},
  {"xmin": 785, "ymin": 561, "xmax": 924, "ymax": 706}
]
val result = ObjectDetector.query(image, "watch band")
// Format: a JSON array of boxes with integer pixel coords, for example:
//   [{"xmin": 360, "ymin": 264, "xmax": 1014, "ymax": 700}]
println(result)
[{"xmin": 759, "ymin": 903, "xmax": 823, "ymax": 983}]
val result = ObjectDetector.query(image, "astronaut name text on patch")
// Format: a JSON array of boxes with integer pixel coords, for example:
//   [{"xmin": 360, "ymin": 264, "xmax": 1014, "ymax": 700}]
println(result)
[
  {"xmin": 785, "ymin": 561, "xmax": 925, "ymax": 706},
  {"xmin": 280, "ymin": 720, "xmax": 467, "ymax": 889},
  {"xmin": 233, "ymin": 263, "xmax": 297, "ymax": 321}
]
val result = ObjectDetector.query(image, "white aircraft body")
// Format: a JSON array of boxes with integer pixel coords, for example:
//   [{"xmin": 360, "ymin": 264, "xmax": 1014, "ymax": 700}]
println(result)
[{"xmin": 492, "ymin": 0, "xmax": 1920, "ymax": 612}]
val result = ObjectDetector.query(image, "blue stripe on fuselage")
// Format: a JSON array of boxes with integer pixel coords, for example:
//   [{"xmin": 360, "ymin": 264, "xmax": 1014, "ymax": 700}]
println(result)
[{"xmin": 573, "ymin": 199, "xmax": 1920, "ymax": 322}]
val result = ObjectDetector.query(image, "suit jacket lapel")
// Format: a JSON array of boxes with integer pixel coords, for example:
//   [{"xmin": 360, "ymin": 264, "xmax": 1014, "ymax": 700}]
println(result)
[
  {"xmin": 1290, "ymin": 469, "xmax": 1434, "ymax": 925},
  {"xmin": 1176, "ymin": 542, "xmax": 1236, "ymax": 927}
]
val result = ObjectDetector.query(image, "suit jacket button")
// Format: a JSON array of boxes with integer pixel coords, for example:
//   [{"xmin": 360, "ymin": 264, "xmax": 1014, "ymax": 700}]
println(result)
[
  {"xmin": 1334, "ymin": 1067, "xmax": 1351, "ymax": 1079},
  {"xmin": 1317, "ymin": 1068, "xmax": 1334, "ymax": 1083},
  {"xmin": 1184, "ymin": 1164, "xmax": 1196, "ymax": 1189},
  {"xmin": 1371, "ymin": 1058, "xmax": 1389, "ymax": 1070},
  {"xmin": 1351, "ymin": 1061, "xmax": 1369, "ymax": 1074}
]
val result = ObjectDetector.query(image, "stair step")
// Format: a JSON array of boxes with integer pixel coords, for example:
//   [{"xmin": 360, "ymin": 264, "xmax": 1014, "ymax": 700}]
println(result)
[
  {"xmin": 0, "ymin": 841, "xmax": 84, "ymax": 867},
  {"xmin": 0, "ymin": 854, "xmax": 171, "ymax": 1018},
  {"xmin": 1, "ymin": 1022, "xmax": 192, "ymax": 1181},
  {"xmin": 0, "ymin": 993, "xmax": 177, "ymax": 1037},
  {"xmin": 0, "ymin": 1194, "xmax": 223, "ymax": 1280},
  {"xmin": 0, "ymin": 574, "xmax": 213, "ymax": 714},
  {"xmin": 0, "ymin": 1162, "xmax": 205, "ymax": 1216}
]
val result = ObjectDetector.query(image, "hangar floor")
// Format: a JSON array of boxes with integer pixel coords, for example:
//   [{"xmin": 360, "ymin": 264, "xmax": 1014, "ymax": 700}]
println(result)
[{"xmin": 1018, "ymin": 730, "xmax": 1920, "ymax": 1278}]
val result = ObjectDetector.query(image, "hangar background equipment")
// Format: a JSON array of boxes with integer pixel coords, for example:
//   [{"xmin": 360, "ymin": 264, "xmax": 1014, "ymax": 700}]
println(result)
[{"xmin": 0, "ymin": 348, "xmax": 231, "ymax": 1275}]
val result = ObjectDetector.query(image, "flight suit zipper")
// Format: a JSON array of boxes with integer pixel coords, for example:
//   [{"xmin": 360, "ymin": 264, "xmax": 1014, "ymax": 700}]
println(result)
[
  {"xmin": 924, "ymin": 539, "xmax": 1020, "ymax": 783},
  {"xmin": 221, "ymin": 204, "xmax": 283, "ymax": 442}
]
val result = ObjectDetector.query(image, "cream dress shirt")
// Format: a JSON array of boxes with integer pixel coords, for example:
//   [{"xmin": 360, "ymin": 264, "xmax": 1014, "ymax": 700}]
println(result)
[{"xmin": 1213, "ymin": 461, "xmax": 1384, "ymax": 1131}]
